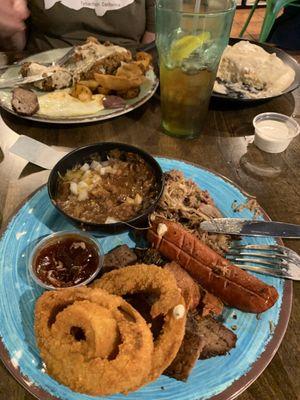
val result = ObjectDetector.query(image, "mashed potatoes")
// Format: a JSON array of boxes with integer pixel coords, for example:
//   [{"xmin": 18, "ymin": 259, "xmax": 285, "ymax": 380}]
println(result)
[{"xmin": 214, "ymin": 41, "xmax": 295, "ymax": 99}]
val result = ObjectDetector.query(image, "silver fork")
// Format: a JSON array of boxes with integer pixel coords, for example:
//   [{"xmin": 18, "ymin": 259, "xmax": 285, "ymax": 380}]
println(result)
[{"xmin": 226, "ymin": 244, "xmax": 300, "ymax": 280}]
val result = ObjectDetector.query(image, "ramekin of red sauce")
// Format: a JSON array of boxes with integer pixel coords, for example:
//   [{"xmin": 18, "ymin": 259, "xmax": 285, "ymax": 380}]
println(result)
[{"xmin": 28, "ymin": 231, "xmax": 103, "ymax": 289}]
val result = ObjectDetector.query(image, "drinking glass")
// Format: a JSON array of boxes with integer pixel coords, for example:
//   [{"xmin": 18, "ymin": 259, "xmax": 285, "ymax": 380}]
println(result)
[{"xmin": 156, "ymin": 0, "xmax": 236, "ymax": 138}]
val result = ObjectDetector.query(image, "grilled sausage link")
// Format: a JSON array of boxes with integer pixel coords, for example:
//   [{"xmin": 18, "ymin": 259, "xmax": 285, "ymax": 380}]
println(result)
[{"xmin": 148, "ymin": 218, "xmax": 278, "ymax": 313}]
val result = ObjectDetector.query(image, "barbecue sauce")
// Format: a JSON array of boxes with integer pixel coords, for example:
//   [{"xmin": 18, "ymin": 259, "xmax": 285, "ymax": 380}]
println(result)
[{"xmin": 34, "ymin": 236, "xmax": 100, "ymax": 288}]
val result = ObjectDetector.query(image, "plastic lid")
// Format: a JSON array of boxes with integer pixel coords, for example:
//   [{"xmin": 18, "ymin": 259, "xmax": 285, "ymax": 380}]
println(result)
[{"xmin": 253, "ymin": 112, "xmax": 299, "ymax": 153}]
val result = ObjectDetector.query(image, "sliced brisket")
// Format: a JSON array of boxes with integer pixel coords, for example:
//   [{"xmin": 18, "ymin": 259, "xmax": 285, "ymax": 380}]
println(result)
[
  {"xmin": 198, "ymin": 286, "xmax": 224, "ymax": 317},
  {"xmin": 195, "ymin": 315, "xmax": 237, "ymax": 359},
  {"xmin": 134, "ymin": 247, "xmax": 167, "ymax": 266},
  {"xmin": 164, "ymin": 262, "xmax": 200, "ymax": 310},
  {"xmin": 165, "ymin": 313, "xmax": 237, "ymax": 381},
  {"xmin": 103, "ymin": 245, "xmax": 137, "ymax": 272},
  {"xmin": 164, "ymin": 314, "xmax": 205, "ymax": 381}
]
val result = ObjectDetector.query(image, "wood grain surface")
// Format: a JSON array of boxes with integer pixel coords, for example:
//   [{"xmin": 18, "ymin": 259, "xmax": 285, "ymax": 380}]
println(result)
[{"xmin": 0, "ymin": 53, "xmax": 299, "ymax": 400}]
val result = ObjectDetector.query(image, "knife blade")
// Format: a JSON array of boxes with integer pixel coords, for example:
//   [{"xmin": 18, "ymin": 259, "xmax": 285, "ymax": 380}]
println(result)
[
  {"xmin": 200, "ymin": 218, "xmax": 300, "ymax": 238},
  {"xmin": 0, "ymin": 47, "xmax": 75, "ymax": 74},
  {"xmin": 0, "ymin": 72, "xmax": 54, "ymax": 89}
]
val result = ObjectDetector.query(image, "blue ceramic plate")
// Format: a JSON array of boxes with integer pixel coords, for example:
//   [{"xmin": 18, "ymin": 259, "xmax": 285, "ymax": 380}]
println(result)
[{"xmin": 0, "ymin": 158, "xmax": 292, "ymax": 400}]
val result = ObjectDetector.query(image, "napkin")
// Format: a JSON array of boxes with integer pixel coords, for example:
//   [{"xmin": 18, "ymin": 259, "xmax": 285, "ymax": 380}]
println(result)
[{"xmin": 9, "ymin": 135, "xmax": 69, "ymax": 169}]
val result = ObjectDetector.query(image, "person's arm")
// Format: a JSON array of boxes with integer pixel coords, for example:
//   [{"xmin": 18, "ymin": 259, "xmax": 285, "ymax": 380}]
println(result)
[
  {"xmin": 0, "ymin": 0, "xmax": 29, "ymax": 50},
  {"xmin": 142, "ymin": 0, "xmax": 156, "ymax": 43}
]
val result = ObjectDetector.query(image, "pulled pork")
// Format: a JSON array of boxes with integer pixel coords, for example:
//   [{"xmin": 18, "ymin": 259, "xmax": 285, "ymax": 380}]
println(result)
[{"xmin": 152, "ymin": 170, "xmax": 232, "ymax": 254}]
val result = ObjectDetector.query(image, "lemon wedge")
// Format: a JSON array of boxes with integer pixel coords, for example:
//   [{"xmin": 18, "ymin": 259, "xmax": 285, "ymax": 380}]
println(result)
[{"xmin": 169, "ymin": 32, "xmax": 211, "ymax": 63}]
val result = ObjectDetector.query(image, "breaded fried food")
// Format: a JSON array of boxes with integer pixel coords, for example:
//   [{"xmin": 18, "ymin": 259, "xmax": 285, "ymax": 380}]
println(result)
[
  {"xmin": 93, "ymin": 60, "xmax": 145, "ymax": 95},
  {"xmin": 70, "ymin": 84, "xmax": 93, "ymax": 101},
  {"xmin": 34, "ymin": 287, "xmax": 153, "ymax": 396},
  {"xmin": 116, "ymin": 62, "xmax": 144, "ymax": 79},
  {"xmin": 78, "ymin": 80, "xmax": 100, "ymax": 90},
  {"xmin": 116, "ymin": 87, "xmax": 140, "ymax": 99},
  {"xmin": 83, "ymin": 51, "xmax": 133, "ymax": 78},
  {"xmin": 94, "ymin": 71, "xmax": 145, "ymax": 91},
  {"xmin": 92, "ymin": 264, "xmax": 187, "ymax": 383},
  {"xmin": 164, "ymin": 262, "xmax": 200, "ymax": 310},
  {"xmin": 134, "ymin": 51, "xmax": 152, "ymax": 72}
]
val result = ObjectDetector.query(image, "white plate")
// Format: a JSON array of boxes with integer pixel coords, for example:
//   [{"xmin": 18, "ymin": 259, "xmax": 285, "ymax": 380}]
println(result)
[{"xmin": 0, "ymin": 48, "xmax": 159, "ymax": 124}]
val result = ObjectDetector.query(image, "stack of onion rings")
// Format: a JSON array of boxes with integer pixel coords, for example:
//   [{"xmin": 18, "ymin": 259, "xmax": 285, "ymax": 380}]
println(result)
[
  {"xmin": 92, "ymin": 264, "xmax": 187, "ymax": 383},
  {"xmin": 34, "ymin": 287, "xmax": 154, "ymax": 395}
]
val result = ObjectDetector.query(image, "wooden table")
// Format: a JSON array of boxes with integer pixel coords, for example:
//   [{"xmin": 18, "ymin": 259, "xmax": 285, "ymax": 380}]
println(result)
[{"xmin": 0, "ymin": 54, "xmax": 299, "ymax": 400}]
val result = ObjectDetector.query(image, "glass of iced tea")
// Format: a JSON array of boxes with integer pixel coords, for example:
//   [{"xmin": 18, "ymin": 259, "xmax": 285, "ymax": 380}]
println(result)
[{"xmin": 156, "ymin": 0, "xmax": 236, "ymax": 138}]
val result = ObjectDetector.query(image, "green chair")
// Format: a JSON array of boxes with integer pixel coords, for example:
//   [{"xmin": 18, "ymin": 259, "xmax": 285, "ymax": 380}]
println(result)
[{"xmin": 239, "ymin": 0, "xmax": 300, "ymax": 43}]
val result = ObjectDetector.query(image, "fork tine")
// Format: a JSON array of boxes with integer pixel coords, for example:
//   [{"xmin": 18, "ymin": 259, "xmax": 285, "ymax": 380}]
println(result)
[
  {"xmin": 226, "ymin": 255, "xmax": 286, "ymax": 268},
  {"xmin": 232, "ymin": 263, "xmax": 296, "ymax": 279},
  {"xmin": 229, "ymin": 244, "xmax": 300, "ymax": 261},
  {"xmin": 55, "ymin": 46, "xmax": 75, "ymax": 66},
  {"xmin": 230, "ymin": 244, "xmax": 286, "ymax": 253},
  {"xmin": 227, "ymin": 243, "xmax": 300, "ymax": 280},
  {"xmin": 227, "ymin": 250, "xmax": 290, "ymax": 260}
]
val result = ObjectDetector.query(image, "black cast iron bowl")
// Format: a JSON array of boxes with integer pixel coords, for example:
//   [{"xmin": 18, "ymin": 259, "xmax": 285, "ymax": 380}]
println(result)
[{"xmin": 48, "ymin": 142, "xmax": 164, "ymax": 235}]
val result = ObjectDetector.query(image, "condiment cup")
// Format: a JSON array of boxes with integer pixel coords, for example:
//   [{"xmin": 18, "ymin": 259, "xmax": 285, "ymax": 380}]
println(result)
[
  {"xmin": 28, "ymin": 231, "xmax": 103, "ymax": 290},
  {"xmin": 253, "ymin": 112, "xmax": 300, "ymax": 153}
]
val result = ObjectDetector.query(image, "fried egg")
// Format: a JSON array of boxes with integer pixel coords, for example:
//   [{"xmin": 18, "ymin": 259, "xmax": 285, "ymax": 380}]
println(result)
[{"xmin": 37, "ymin": 90, "xmax": 104, "ymax": 118}]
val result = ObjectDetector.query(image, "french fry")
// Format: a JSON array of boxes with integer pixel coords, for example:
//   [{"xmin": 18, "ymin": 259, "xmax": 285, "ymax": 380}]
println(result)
[
  {"xmin": 78, "ymin": 80, "xmax": 99, "ymax": 90},
  {"xmin": 94, "ymin": 73, "xmax": 145, "ymax": 91}
]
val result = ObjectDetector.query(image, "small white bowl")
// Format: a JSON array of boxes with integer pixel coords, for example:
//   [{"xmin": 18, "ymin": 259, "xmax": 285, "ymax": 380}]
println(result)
[{"xmin": 253, "ymin": 112, "xmax": 300, "ymax": 153}]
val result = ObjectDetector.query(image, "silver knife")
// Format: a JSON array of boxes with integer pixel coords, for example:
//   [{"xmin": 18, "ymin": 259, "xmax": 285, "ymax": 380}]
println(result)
[
  {"xmin": 0, "ymin": 46, "xmax": 75, "ymax": 73},
  {"xmin": 200, "ymin": 218, "xmax": 300, "ymax": 238},
  {"xmin": 0, "ymin": 72, "xmax": 54, "ymax": 89}
]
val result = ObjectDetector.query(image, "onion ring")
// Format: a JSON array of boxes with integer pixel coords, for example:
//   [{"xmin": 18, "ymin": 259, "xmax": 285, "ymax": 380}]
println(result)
[
  {"xmin": 34, "ymin": 287, "xmax": 153, "ymax": 395},
  {"xmin": 92, "ymin": 264, "xmax": 187, "ymax": 382}
]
